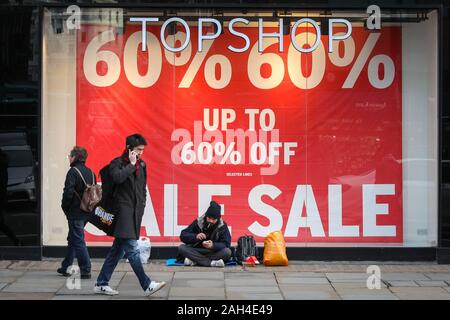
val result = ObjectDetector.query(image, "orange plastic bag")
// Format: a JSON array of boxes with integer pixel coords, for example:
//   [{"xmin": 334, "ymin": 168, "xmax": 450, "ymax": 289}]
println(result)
[{"xmin": 263, "ymin": 231, "xmax": 288, "ymax": 266}]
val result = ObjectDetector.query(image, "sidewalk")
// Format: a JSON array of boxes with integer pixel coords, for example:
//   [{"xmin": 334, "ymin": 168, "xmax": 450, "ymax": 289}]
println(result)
[{"xmin": 1, "ymin": 259, "xmax": 450, "ymax": 300}]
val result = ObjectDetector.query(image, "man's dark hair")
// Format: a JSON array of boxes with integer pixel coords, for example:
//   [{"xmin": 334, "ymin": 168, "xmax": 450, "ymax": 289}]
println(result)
[
  {"xmin": 70, "ymin": 146, "xmax": 88, "ymax": 162},
  {"xmin": 126, "ymin": 134, "xmax": 147, "ymax": 149}
]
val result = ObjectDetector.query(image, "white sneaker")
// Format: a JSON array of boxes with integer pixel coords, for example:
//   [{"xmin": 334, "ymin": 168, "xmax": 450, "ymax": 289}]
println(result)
[
  {"xmin": 184, "ymin": 257, "xmax": 195, "ymax": 266},
  {"xmin": 210, "ymin": 259, "xmax": 225, "ymax": 268},
  {"xmin": 94, "ymin": 285, "xmax": 119, "ymax": 296},
  {"xmin": 145, "ymin": 281, "xmax": 166, "ymax": 296}
]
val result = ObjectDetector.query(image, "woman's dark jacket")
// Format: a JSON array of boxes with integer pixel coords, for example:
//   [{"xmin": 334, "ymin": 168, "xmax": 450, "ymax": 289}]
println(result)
[{"xmin": 61, "ymin": 160, "xmax": 95, "ymax": 220}]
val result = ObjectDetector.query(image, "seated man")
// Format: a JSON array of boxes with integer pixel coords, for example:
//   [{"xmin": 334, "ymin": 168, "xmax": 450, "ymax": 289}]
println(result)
[{"xmin": 177, "ymin": 201, "xmax": 232, "ymax": 268}]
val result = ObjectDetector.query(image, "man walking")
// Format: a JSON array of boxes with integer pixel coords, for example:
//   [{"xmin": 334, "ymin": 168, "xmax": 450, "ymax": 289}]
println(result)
[
  {"xmin": 177, "ymin": 201, "xmax": 232, "ymax": 267},
  {"xmin": 58, "ymin": 146, "xmax": 93, "ymax": 279},
  {"xmin": 94, "ymin": 134, "xmax": 165, "ymax": 296}
]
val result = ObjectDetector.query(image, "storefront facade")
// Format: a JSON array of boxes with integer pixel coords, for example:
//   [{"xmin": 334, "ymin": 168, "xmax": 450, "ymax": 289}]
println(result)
[{"xmin": 1, "ymin": 0, "xmax": 450, "ymax": 262}]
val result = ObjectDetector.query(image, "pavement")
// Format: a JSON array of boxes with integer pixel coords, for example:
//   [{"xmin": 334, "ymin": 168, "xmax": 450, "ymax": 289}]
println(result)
[{"xmin": 1, "ymin": 259, "xmax": 450, "ymax": 300}]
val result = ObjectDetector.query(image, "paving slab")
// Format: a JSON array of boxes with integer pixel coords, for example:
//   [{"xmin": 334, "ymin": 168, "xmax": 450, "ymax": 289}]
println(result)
[
  {"xmin": 381, "ymin": 273, "xmax": 429, "ymax": 281},
  {"xmin": 390, "ymin": 287, "xmax": 450, "ymax": 300},
  {"xmin": 255, "ymin": 266, "xmax": 298, "ymax": 272},
  {"xmin": 0, "ymin": 292, "xmax": 54, "ymax": 300},
  {"xmin": 20, "ymin": 270, "xmax": 65, "ymax": 277},
  {"xmin": 415, "ymin": 281, "xmax": 448, "ymax": 287},
  {"xmin": 225, "ymin": 272, "xmax": 275, "ymax": 279},
  {"xmin": 173, "ymin": 272, "xmax": 224, "ymax": 280},
  {"xmin": 52, "ymin": 295, "xmax": 111, "ymax": 300},
  {"xmin": 1, "ymin": 282, "xmax": 63, "ymax": 293},
  {"xmin": 7, "ymin": 260, "xmax": 450, "ymax": 273},
  {"xmin": 16, "ymin": 276, "xmax": 67, "ymax": 284},
  {"xmin": 226, "ymin": 292, "xmax": 284, "ymax": 300},
  {"xmin": 26, "ymin": 261, "xmax": 60, "ymax": 271},
  {"xmin": 146, "ymin": 272, "xmax": 174, "ymax": 282},
  {"xmin": 169, "ymin": 286, "xmax": 225, "ymax": 298},
  {"xmin": 113, "ymin": 297, "xmax": 158, "ymax": 300},
  {"xmin": 424, "ymin": 273, "xmax": 450, "ymax": 281},
  {"xmin": 384, "ymin": 281, "xmax": 419, "ymax": 287},
  {"xmin": 279, "ymin": 284, "xmax": 340, "ymax": 300},
  {"xmin": 109, "ymin": 287, "xmax": 168, "ymax": 299},
  {"xmin": 225, "ymin": 278, "xmax": 277, "ymax": 286},
  {"xmin": 0, "ymin": 270, "xmax": 25, "ymax": 283},
  {"xmin": 335, "ymin": 288, "xmax": 399, "ymax": 300},
  {"xmin": 328, "ymin": 279, "xmax": 371, "ymax": 284},
  {"xmin": 6, "ymin": 261, "xmax": 35, "ymax": 270},
  {"xmin": 15, "ymin": 272, "xmax": 68, "ymax": 285},
  {"xmin": 225, "ymin": 286, "xmax": 280, "ymax": 294},
  {"xmin": 275, "ymin": 272, "xmax": 325, "ymax": 278},
  {"xmin": 2, "ymin": 260, "xmax": 450, "ymax": 300},
  {"xmin": 276, "ymin": 277, "xmax": 329, "ymax": 285},
  {"xmin": 168, "ymin": 296, "xmax": 225, "ymax": 300},
  {"xmin": 172, "ymin": 279, "xmax": 224, "ymax": 288},
  {"xmin": 119, "ymin": 285, "xmax": 170, "ymax": 299},
  {"xmin": 325, "ymin": 273, "xmax": 368, "ymax": 281},
  {"xmin": 332, "ymin": 282, "xmax": 388, "ymax": 289}
]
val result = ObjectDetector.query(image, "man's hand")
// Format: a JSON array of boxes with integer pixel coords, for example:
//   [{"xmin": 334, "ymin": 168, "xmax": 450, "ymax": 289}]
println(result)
[
  {"xmin": 202, "ymin": 240, "xmax": 213, "ymax": 249},
  {"xmin": 129, "ymin": 150, "xmax": 137, "ymax": 165},
  {"xmin": 196, "ymin": 233, "xmax": 207, "ymax": 240}
]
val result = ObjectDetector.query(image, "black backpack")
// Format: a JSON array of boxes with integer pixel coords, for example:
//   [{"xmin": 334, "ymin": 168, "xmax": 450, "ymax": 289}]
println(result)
[{"xmin": 235, "ymin": 235, "xmax": 258, "ymax": 265}]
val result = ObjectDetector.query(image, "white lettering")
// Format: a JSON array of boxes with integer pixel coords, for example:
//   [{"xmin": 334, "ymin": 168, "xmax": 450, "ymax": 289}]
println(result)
[
  {"xmin": 285, "ymin": 185, "xmax": 325, "ymax": 237},
  {"xmin": 363, "ymin": 184, "xmax": 396, "ymax": 237},
  {"xmin": 248, "ymin": 185, "xmax": 283, "ymax": 236}
]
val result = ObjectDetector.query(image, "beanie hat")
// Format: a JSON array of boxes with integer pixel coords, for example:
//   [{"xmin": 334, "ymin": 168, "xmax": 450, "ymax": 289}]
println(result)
[{"xmin": 205, "ymin": 201, "xmax": 221, "ymax": 220}]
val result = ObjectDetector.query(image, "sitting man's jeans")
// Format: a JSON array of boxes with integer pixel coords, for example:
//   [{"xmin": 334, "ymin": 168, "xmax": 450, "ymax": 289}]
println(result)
[
  {"xmin": 60, "ymin": 219, "xmax": 91, "ymax": 274},
  {"xmin": 178, "ymin": 244, "xmax": 232, "ymax": 267},
  {"xmin": 96, "ymin": 238, "xmax": 151, "ymax": 291}
]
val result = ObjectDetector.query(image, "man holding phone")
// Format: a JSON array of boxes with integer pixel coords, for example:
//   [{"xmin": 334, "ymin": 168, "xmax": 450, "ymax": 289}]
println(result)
[
  {"xmin": 177, "ymin": 201, "xmax": 232, "ymax": 267},
  {"xmin": 94, "ymin": 134, "xmax": 165, "ymax": 296}
]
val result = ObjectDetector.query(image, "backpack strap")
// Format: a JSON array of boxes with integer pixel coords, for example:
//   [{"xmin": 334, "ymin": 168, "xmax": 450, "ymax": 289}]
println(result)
[
  {"xmin": 72, "ymin": 167, "xmax": 88, "ymax": 187},
  {"xmin": 72, "ymin": 167, "xmax": 96, "ymax": 204},
  {"xmin": 73, "ymin": 167, "xmax": 95, "ymax": 187},
  {"xmin": 72, "ymin": 167, "xmax": 87, "ymax": 202}
]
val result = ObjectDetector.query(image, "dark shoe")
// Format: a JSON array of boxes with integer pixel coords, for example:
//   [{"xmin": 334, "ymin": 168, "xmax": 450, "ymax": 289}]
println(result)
[
  {"xmin": 57, "ymin": 268, "xmax": 70, "ymax": 277},
  {"xmin": 81, "ymin": 273, "xmax": 91, "ymax": 279}
]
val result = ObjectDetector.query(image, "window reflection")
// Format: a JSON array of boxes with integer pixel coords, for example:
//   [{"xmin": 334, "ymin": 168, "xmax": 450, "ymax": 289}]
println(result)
[{"xmin": 0, "ymin": 7, "xmax": 39, "ymax": 247}]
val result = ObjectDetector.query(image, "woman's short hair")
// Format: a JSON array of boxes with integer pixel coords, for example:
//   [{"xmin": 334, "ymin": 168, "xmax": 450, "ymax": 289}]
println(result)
[{"xmin": 70, "ymin": 146, "xmax": 88, "ymax": 162}]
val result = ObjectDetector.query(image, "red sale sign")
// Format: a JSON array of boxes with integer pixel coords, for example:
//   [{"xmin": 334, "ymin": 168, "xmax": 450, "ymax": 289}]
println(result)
[{"xmin": 76, "ymin": 23, "xmax": 402, "ymax": 244}]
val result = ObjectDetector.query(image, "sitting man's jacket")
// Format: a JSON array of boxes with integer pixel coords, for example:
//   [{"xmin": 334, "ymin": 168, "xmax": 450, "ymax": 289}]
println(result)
[{"xmin": 180, "ymin": 214, "xmax": 231, "ymax": 252}]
